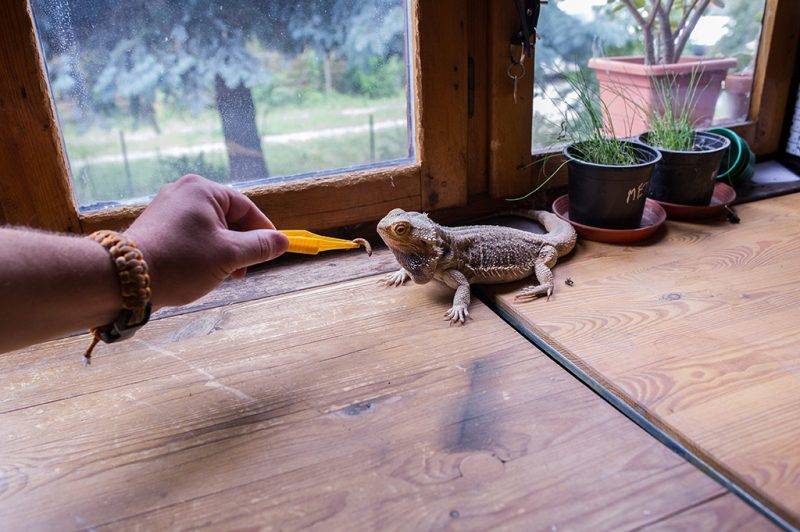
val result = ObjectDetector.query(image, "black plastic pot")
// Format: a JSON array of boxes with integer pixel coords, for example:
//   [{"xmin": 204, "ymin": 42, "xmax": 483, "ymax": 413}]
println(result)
[
  {"xmin": 564, "ymin": 141, "xmax": 661, "ymax": 229},
  {"xmin": 639, "ymin": 131, "xmax": 731, "ymax": 206}
]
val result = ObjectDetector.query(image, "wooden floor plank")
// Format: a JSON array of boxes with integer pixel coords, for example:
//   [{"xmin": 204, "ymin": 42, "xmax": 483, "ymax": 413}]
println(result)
[
  {"xmin": 488, "ymin": 193, "xmax": 800, "ymax": 527},
  {"xmin": 641, "ymin": 494, "xmax": 776, "ymax": 531},
  {"xmin": 0, "ymin": 276, "xmax": 767, "ymax": 530}
]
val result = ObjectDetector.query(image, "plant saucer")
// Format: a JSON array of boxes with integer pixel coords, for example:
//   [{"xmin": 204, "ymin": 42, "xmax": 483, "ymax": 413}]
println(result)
[
  {"xmin": 552, "ymin": 195, "xmax": 666, "ymax": 245},
  {"xmin": 653, "ymin": 182, "xmax": 736, "ymax": 220}
]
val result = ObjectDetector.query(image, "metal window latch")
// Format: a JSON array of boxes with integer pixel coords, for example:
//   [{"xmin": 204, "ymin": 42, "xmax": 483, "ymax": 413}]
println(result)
[{"xmin": 512, "ymin": 0, "xmax": 545, "ymax": 56}]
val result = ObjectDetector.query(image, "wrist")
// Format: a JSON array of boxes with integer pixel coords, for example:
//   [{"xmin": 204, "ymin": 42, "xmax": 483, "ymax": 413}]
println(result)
[
  {"xmin": 79, "ymin": 236, "xmax": 125, "ymax": 327},
  {"xmin": 84, "ymin": 230, "xmax": 153, "ymax": 364},
  {"xmin": 123, "ymin": 228, "xmax": 163, "ymax": 308}
]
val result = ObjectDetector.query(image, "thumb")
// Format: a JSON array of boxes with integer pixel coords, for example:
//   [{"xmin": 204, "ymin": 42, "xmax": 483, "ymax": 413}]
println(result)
[{"xmin": 227, "ymin": 229, "xmax": 289, "ymax": 268}]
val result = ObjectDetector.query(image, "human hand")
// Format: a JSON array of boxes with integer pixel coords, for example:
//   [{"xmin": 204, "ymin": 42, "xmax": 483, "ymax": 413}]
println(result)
[{"xmin": 124, "ymin": 174, "xmax": 289, "ymax": 308}]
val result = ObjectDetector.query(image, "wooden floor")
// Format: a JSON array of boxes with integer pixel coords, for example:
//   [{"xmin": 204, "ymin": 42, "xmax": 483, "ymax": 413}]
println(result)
[
  {"xmin": 0, "ymin": 276, "xmax": 770, "ymax": 529},
  {"xmin": 489, "ymin": 193, "xmax": 800, "ymax": 527}
]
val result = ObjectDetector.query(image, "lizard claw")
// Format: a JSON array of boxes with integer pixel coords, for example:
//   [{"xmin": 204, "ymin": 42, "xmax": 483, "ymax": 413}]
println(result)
[
  {"xmin": 514, "ymin": 284, "xmax": 553, "ymax": 302},
  {"xmin": 443, "ymin": 305, "xmax": 470, "ymax": 326},
  {"xmin": 381, "ymin": 270, "xmax": 410, "ymax": 287}
]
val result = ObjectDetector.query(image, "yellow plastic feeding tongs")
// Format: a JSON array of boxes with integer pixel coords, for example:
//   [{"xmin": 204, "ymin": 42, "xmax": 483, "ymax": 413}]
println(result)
[{"xmin": 280, "ymin": 230, "xmax": 372, "ymax": 256}]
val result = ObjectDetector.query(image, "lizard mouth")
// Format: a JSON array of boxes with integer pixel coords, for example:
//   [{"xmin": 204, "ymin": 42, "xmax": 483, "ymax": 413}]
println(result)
[
  {"xmin": 377, "ymin": 230, "xmax": 406, "ymax": 250},
  {"xmin": 379, "ymin": 235, "xmax": 428, "ymax": 256}
]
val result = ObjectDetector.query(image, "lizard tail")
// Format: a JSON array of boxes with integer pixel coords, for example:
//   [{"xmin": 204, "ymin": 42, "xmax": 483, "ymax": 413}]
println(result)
[{"xmin": 492, "ymin": 210, "xmax": 577, "ymax": 258}]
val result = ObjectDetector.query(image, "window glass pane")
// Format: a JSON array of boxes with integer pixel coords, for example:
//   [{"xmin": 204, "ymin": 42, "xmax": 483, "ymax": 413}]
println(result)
[
  {"xmin": 532, "ymin": 0, "xmax": 767, "ymax": 151},
  {"xmin": 32, "ymin": 1, "xmax": 413, "ymax": 210}
]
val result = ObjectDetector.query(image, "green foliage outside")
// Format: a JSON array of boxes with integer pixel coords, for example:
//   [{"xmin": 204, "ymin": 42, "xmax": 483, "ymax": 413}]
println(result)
[
  {"xmin": 345, "ymin": 57, "xmax": 406, "ymax": 99},
  {"xmin": 32, "ymin": 0, "xmax": 410, "ymax": 208},
  {"xmin": 709, "ymin": 0, "xmax": 765, "ymax": 71}
]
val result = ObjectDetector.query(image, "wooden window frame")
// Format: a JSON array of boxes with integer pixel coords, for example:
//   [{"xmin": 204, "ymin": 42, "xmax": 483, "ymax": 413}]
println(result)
[
  {"xmin": 0, "ymin": 0, "xmax": 472, "ymax": 233},
  {"xmin": 0, "ymin": 0, "xmax": 798, "ymax": 233}
]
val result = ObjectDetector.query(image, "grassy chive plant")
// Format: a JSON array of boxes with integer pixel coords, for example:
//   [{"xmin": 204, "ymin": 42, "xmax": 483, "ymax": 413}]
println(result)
[
  {"xmin": 644, "ymin": 70, "xmax": 703, "ymax": 152},
  {"xmin": 559, "ymin": 69, "xmax": 638, "ymax": 166}
]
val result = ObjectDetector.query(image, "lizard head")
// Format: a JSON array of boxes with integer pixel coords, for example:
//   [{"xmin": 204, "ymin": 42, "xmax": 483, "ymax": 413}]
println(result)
[{"xmin": 377, "ymin": 208, "xmax": 440, "ymax": 255}]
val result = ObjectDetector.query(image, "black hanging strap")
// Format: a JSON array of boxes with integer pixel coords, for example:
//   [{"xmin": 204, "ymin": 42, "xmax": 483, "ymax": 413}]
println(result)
[{"xmin": 511, "ymin": 0, "xmax": 543, "ymax": 57}]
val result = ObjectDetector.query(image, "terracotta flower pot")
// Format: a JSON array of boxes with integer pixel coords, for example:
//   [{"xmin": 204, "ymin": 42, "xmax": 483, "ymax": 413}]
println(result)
[
  {"xmin": 587, "ymin": 55, "xmax": 737, "ymax": 137},
  {"xmin": 724, "ymin": 72, "xmax": 754, "ymax": 121}
]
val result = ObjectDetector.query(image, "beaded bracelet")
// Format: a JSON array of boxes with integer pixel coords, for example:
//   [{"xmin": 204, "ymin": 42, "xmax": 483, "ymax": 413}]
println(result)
[{"xmin": 84, "ymin": 230, "xmax": 152, "ymax": 365}]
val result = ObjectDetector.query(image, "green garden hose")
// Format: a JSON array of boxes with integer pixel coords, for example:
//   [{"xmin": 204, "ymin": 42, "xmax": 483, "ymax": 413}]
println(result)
[{"xmin": 707, "ymin": 127, "xmax": 756, "ymax": 184}]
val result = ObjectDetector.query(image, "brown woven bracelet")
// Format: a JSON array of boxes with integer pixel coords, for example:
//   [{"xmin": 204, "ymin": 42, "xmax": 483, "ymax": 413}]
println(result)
[{"xmin": 84, "ymin": 230, "xmax": 152, "ymax": 364}]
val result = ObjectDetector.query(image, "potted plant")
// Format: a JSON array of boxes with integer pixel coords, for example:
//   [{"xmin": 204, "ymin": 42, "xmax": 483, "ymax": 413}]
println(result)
[
  {"xmin": 638, "ymin": 77, "xmax": 731, "ymax": 205},
  {"xmin": 588, "ymin": 0, "xmax": 736, "ymax": 136},
  {"xmin": 555, "ymin": 71, "xmax": 662, "ymax": 229}
]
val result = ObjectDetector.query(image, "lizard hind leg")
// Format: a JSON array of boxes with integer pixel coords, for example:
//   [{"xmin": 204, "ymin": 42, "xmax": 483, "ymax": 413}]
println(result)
[{"xmin": 514, "ymin": 245, "xmax": 557, "ymax": 303}]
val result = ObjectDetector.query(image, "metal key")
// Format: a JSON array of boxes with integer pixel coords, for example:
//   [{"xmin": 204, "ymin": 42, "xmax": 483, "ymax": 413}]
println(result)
[
  {"xmin": 513, "ymin": 76, "xmax": 518, "ymax": 104},
  {"xmin": 507, "ymin": 62, "xmax": 525, "ymax": 104}
]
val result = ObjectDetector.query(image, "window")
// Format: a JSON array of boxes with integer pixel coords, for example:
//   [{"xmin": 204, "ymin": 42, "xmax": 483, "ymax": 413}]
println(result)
[
  {"xmin": 31, "ymin": 0, "xmax": 413, "ymax": 210},
  {"xmin": 532, "ymin": 0, "xmax": 769, "ymax": 151},
  {"xmin": 0, "ymin": 1, "xmax": 796, "ymax": 234}
]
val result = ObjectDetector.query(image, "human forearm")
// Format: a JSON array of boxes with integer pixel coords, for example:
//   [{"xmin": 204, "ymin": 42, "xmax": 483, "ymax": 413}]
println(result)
[
  {"xmin": 0, "ymin": 228, "xmax": 121, "ymax": 353},
  {"xmin": 0, "ymin": 175, "xmax": 288, "ymax": 357}
]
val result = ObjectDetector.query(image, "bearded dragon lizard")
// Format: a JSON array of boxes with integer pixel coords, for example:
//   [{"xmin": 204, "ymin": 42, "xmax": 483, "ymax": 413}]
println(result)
[{"xmin": 377, "ymin": 209, "xmax": 577, "ymax": 324}]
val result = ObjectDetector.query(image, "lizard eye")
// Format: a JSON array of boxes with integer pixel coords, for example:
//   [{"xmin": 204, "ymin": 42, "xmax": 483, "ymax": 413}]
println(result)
[{"xmin": 393, "ymin": 222, "xmax": 410, "ymax": 235}]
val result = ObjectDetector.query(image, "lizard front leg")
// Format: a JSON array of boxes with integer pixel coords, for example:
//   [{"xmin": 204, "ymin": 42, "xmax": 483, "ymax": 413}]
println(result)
[
  {"xmin": 440, "ymin": 269, "xmax": 471, "ymax": 325},
  {"xmin": 515, "ymin": 245, "xmax": 557, "ymax": 302},
  {"xmin": 381, "ymin": 268, "xmax": 411, "ymax": 287}
]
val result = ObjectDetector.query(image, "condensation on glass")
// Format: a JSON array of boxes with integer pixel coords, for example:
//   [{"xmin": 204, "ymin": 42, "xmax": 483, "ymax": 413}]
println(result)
[
  {"xmin": 31, "ymin": 1, "xmax": 413, "ymax": 210},
  {"xmin": 531, "ymin": 0, "xmax": 767, "ymax": 152}
]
